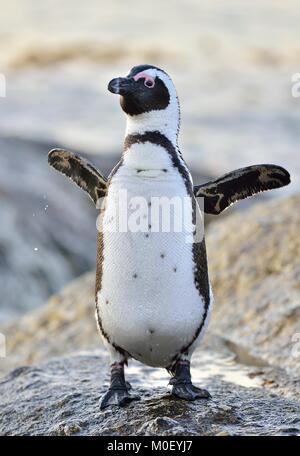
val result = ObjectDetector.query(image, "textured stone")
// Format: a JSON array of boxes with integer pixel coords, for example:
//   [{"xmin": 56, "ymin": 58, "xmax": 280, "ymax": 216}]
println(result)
[
  {"xmin": 0, "ymin": 351, "xmax": 299, "ymax": 436},
  {"xmin": 207, "ymin": 194, "xmax": 300, "ymax": 375}
]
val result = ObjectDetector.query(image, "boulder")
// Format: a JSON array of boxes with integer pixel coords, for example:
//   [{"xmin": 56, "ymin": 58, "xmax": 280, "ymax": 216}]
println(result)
[
  {"xmin": 0, "ymin": 272, "xmax": 98, "ymax": 376},
  {"xmin": 0, "ymin": 350, "xmax": 299, "ymax": 436},
  {"xmin": 207, "ymin": 194, "xmax": 300, "ymax": 375},
  {"xmin": 0, "ymin": 136, "xmax": 115, "ymax": 323}
]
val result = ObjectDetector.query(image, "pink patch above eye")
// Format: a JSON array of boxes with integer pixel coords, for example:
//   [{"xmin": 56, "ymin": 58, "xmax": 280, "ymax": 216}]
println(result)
[{"xmin": 133, "ymin": 71, "xmax": 155, "ymax": 88}]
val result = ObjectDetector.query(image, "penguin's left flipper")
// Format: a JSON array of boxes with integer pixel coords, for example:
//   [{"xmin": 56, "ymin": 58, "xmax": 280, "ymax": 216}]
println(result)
[
  {"xmin": 48, "ymin": 149, "xmax": 107, "ymax": 205},
  {"xmin": 194, "ymin": 164, "xmax": 290, "ymax": 215}
]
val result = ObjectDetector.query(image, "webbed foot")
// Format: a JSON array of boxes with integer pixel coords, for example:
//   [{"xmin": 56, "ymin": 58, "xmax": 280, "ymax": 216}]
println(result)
[
  {"xmin": 100, "ymin": 387, "xmax": 140, "ymax": 409},
  {"xmin": 100, "ymin": 362, "xmax": 140, "ymax": 410},
  {"xmin": 169, "ymin": 360, "xmax": 211, "ymax": 401},
  {"xmin": 171, "ymin": 382, "xmax": 211, "ymax": 400}
]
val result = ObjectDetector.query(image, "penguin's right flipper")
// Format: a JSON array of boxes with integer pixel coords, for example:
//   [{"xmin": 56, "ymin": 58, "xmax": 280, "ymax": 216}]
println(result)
[{"xmin": 48, "ymin": 149, "xmax": 107, "ymax": 205}]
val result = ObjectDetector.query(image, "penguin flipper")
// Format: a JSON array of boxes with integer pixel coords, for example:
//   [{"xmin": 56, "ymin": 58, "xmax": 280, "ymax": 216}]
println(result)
[
  {"xmin": 194, "ymin": 164, "xmax": 290, "ymax": 215},
  {"xmin": 48, "ymin": 149, "xmax": 107, "ymax": 205}
]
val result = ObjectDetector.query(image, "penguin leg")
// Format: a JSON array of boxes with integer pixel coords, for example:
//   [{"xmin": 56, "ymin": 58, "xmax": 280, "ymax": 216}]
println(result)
[
  {"xmin": 169, "ymin": 359, "xmax": 211, "ymax": 401},
  {"xmin": 100, "ymin": 361, "xmax": 141, "ymax": 410}
]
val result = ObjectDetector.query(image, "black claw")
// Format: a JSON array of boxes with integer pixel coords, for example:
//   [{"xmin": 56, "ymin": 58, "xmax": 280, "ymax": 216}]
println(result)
[
  {"xmin": 100, "ymin": 388, "xmax": 140, "ymax": 410},
  {"xmin": 172, "ymin": 383, "xmax": 211, "ymax": 400},
  {"xmin": 191, "ymin": 384, "xmax": 211, "ymax": 398}
]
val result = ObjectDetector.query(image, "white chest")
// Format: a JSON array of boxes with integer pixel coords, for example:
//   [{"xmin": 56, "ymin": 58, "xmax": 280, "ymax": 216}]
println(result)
[{"xmin": 97, "ymin": 143, "xmax": 207, "ymax": 367}]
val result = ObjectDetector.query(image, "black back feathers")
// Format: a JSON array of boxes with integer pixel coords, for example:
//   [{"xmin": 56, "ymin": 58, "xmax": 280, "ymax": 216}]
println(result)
[
  {"xmin": 194, "ymin": 164, "xmax": 290, "ymax": 215},
  {"xmin": 48, "ymin": 149, "xmax": 107, "ymax": 205}
]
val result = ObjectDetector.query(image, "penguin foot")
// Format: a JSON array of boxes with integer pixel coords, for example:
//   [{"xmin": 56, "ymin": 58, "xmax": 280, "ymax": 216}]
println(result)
[
  {"xmin": 169, "ymin": 359, "xmax": 211, "ymax": 401},
  {"xmin": 171, "ymin": 382, "xmax": 211, "ymax": 401},
  {"xmin": 100, "ymin": 387, "xmax": 140, "ymax": 410},
  {"xmin": 100, "ymin": 361, "xmax": 140, "ymax": 410}
]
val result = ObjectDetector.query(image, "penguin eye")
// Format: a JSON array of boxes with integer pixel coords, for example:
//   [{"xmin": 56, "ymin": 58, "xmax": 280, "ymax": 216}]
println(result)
[{"xmin": 144, "ymin": 79, "xmax": 155, "ymax": 88}]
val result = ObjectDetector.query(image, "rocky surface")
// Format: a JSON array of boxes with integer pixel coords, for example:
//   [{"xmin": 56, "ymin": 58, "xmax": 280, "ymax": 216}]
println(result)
[
  {"xmin": 0, "ymin": 193, "xmax": 299, "ymax": 435},
  {"xmin": 0, "ymin": 271, "xmax": 100, "ymax": 376},
  {"xmin": 207, "ymin": 193, "xmax": 300, "ymax": 376},
  {"xmin": 0, "ymin": 350, "xmax": 299, "ymax": 436}
]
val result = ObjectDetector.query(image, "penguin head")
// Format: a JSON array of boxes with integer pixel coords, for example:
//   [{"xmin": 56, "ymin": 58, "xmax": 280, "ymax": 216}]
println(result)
[{"xmin": 108, "ymin": 64, "xmax": 178, "ymax": 117}]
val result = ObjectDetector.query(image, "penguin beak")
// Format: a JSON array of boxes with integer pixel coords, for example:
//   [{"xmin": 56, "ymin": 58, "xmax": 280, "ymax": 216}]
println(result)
[{"xmin": 108, "ymin": 77, "xmax": 134, "ymax": 95}]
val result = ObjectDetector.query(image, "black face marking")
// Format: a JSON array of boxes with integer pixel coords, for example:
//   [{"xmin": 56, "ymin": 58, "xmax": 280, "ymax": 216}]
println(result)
[
  {"xmin": 194, "ymin": 164, "xmax": 290, "ymax": 215},
  {"xmin": 119, "ymin": 76, "xmax": 170, "ymax": 116}
]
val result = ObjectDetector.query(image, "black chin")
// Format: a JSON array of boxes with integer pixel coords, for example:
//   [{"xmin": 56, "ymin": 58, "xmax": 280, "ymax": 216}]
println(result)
[{"xmin": 120, "ymin": 95, "xmax": 145, "ymax": 116}]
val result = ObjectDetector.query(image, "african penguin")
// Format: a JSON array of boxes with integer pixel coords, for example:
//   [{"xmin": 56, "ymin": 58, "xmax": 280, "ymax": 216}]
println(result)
[{"xmin": 48, "ymin": 64, "xmax": 290, "ymax": 410}]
